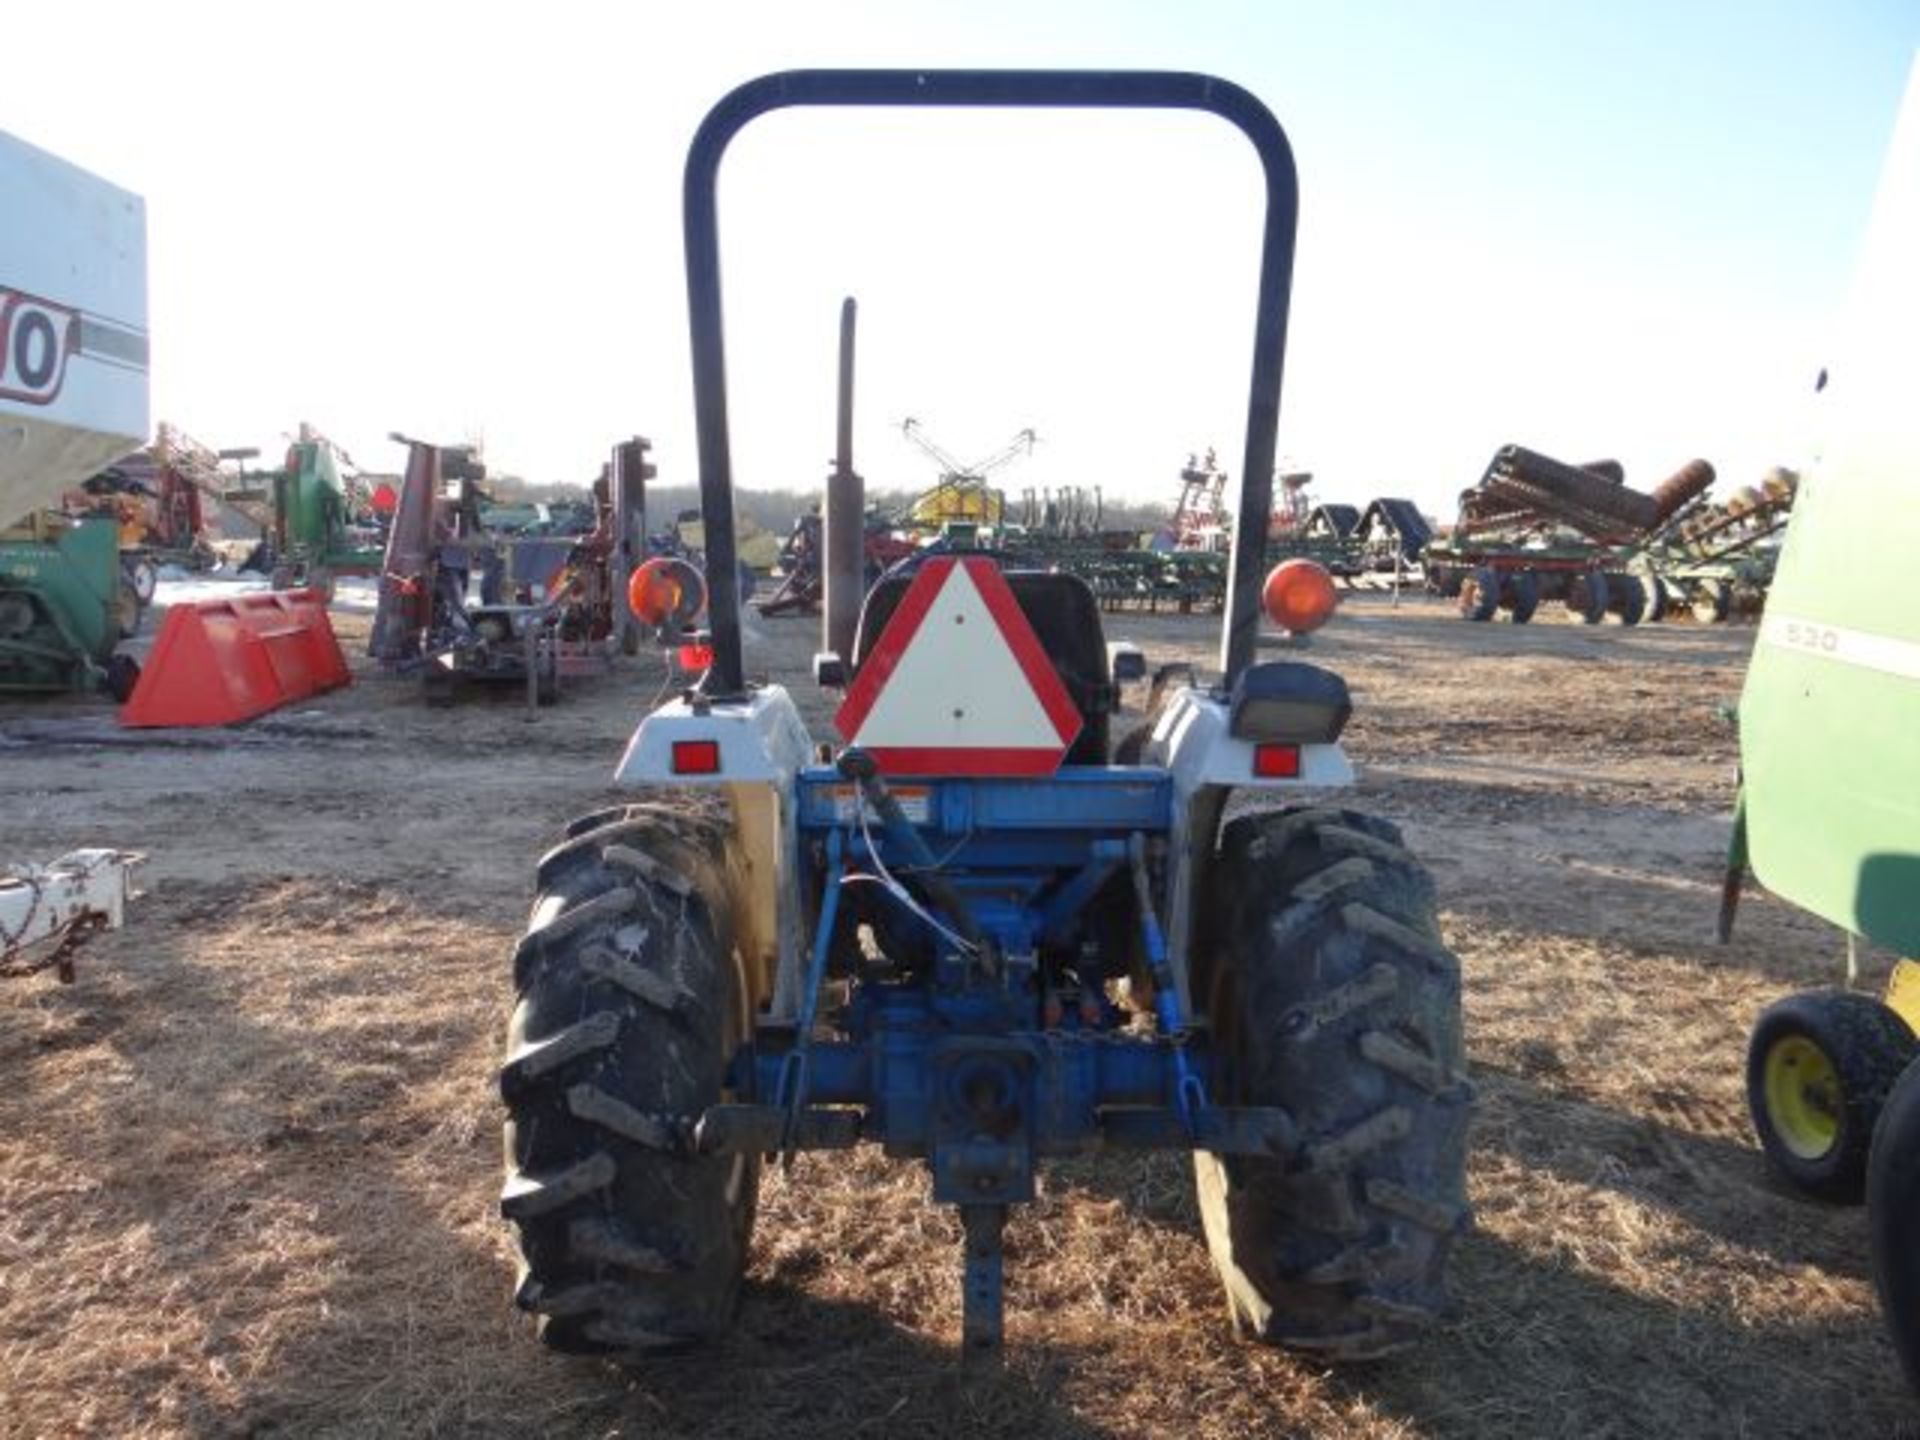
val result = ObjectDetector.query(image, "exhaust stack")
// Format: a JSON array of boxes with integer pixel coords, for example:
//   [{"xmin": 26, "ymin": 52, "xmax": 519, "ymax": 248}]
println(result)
[{"xmin": 823, "ymin": 297, "xmax": 864, "ymax": 666}]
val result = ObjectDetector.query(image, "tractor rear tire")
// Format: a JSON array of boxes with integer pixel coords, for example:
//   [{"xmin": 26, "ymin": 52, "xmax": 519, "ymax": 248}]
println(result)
[
  {"xmin": 1868, "ymin": 1056, "xmax": 1920, "ymax": 1394},
  {"xmin": 1195, "ymin": 806, "xmax": 1471, "ymax": 1359},
  {"xmin": 501, "ymin": 802, "xmax": 759, "ymax": 1353},
  {"xmin": 1747, "ymin": 990, "xmax": 1916, "ymax": 1203}
]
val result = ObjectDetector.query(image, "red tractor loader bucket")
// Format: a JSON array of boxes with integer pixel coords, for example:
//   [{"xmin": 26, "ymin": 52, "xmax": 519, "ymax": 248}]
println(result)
[{"xmin": 119, "ymin": 589, "xmax": 350, "ymax": 728}]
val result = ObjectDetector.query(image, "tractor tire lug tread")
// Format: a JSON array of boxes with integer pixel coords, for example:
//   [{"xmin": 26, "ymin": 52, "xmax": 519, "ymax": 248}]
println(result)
[
  {"xmin": 1195, "ymin": 804, "xmax": 1469, "ymax": 1359},
  {"xmin": 501, "ymin": 804, "xmax": 758, "ymax": 1356},
  {"xmin": 580, "ymin": 941, "xmax": 690, "ymax": 1012},
  {"xmin": 1365, "ymin": 1177, "xmax": 1468, "ymax": 1234},
  {"xmin": 532, "ymin": 886, "xmax": 640, "ymax": 946},
  {"xmin": 1358, "ymin": 1029, "xmax": 1464, "ymax": 1096},
  {"xmin": 499, "ymin": 1011, "xmax": 621, "ymax": 1095},
  {"xmin": 501, "ymin": 1151, "xmax": 617, "ymax": 1220},
  {"xmin": 603, "ymin": 843, "xmax": 697, "ymax": 897},
  {"xmin": 568, "ymin": 1216, "xmax": 680, "ymax": 1274},
  {"xmin": 566, "ymin": 1082, "xmax": 685, "ymax": 1152}
]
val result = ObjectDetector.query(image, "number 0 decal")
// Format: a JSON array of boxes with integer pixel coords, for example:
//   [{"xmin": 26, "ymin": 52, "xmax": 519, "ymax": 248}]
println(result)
[{"xmin": 0, "ymin": 288, "xmax": 80, "ymax": 405}]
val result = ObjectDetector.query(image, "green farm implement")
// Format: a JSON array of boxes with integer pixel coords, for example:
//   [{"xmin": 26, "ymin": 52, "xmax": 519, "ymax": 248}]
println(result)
[
  {"xmin": 1426, "ymin": 446, "xmax": 1719, "ymax": 624},
  {"xmin": 0, "ymin": 513, "xmax": 140, "ymax": 699},
  {"xmin": 1722, "ymin": 52, "xmax": 1920, "ymax": 1394},
  {"xmin": 235, "ymin": 429, "xmax": 385, "ymax": 598}
]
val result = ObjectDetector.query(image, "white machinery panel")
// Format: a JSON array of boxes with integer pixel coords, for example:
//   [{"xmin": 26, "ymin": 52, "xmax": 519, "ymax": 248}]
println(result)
[{"xmin": 1, "ymin": 130, "xmax": 149, "ymax": 527}]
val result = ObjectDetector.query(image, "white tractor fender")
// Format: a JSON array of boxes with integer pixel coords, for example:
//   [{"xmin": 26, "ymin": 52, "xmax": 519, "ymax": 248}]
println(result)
[
  {"xmin": 1147, "ymin": 685, "xmax": 1354, "ymax": 791},
  {"xmin": 615, "ymin": 684, "xmax": 815, "ymax": 786},
  {"xmin": 613, "ymin": 685, "xmax": 813, "ymax": 1021},
  {"xmin": 1143, "ymin": 685, "xmax": 1353, "ymax": 1017}
]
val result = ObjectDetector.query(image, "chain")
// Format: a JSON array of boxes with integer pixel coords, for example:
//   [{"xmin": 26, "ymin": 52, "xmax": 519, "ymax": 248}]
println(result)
[
  {"xmin": 0, "ymin": 875, "xmax": 44, "ymax": 961},
  {"xmin": 0, "ymin": 911, "xmax": 104, "ymax": 983},
  {"xmin": 1, "ymin": 873, "xmax": 116, "ymax": 984}
]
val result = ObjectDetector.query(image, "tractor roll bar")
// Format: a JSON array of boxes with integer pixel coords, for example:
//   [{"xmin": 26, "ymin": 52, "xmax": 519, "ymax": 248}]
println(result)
[{"xmin": 684, "ymin": 69, "xmax": 1299, "ymax": 696}]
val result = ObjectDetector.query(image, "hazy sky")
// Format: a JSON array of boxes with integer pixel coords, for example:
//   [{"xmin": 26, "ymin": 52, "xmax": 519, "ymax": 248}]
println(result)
[{"xmin": 6, "ymin": 2, "xmax": 1915, "ymax": 516}]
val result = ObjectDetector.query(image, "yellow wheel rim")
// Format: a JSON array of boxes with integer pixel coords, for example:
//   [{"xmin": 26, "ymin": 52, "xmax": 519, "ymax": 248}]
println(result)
[{"xmin": 1764, "ymin": 1035, "xmax": 1842, "ymax": 1160}]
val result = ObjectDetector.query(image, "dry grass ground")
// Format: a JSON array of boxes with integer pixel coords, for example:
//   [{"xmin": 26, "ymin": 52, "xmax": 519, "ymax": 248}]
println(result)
[{"xmin": 2, "ymin": 593, "xmax": 1914, "ymax": 1437}]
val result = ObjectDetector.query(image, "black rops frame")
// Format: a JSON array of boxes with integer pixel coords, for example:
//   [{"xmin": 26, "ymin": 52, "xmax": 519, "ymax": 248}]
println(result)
[{"xmin": 683, "ymin": 68, "xmax": 1299, "ymax": 697}]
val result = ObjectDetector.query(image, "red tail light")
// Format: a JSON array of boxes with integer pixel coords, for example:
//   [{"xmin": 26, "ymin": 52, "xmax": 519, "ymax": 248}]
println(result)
[
  {"xmin": 1253, "ymin": 742, "xmax": 1301, "ymax": 778},
  {"xmin": 678, "ymin": 643, "xmax": 715, "ymax": 671},
  {"xmin": 671, "ymin": 739, "xmax": 722, "ymax": 775}
]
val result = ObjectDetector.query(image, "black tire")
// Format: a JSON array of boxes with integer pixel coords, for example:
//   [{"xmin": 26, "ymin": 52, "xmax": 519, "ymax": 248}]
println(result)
[
  {"xmin": 1458, "ymin": 566, "xmax": 1500, "ymax": 622},
  {"xmin": 1642, "ymin": 572, "xmax": 1669, "ymax": 623},
  {"xmin": 1194, "ymin": 806, "xmax": 1471, "ymax": 1359},
  {"xmin": 125, "ymin": 557, "xmax": 159, "ymax": 605},
  {"xmin": 1746, "ymin": 990, "xmax": 1916, "ymax": 1203},
  {"xmin": 1611, "ymin": 574, "xmax": 1647, "ymax": 627},
  {"xmin": 1868, "ymin": 1056, "xmax": 1920, "ymax": 1394},
  {"xmin": 1565, "ymin": 570, "xmax": 1609, "ymax": 625},
  {"xmin": 1508, "ymin": 570, "xmax": 1540, "ymax": 624},
  {"xmin": 103, "ymin": 653, "xmax": 141, "ymax": 703},
  {"xmin": 115, "ymin": 578, "xmax": 144, "ymax": 639},
  {"xmin": 1692, "ymin": 579, "xmax": 1731, "ymax": 624},
  {"xmin": 501, "ymin": 803, "xmax": 759, "ymax": 1353}
]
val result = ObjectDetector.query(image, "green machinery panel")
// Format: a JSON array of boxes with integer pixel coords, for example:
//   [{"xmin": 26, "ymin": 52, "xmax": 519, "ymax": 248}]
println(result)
[
  {"xmin": 0, "ymin": 516, "xmax": 122, "ymax": 691},
  {"xmin": 1738, "ymin": 75, "xmax": 1920, "ymax": 956}
]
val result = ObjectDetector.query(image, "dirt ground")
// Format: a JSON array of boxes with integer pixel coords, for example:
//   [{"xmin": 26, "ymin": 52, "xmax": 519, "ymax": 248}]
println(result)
[{"xmin": 3, "ymin": 590, "xmax": 1913, "ymax": 1438}]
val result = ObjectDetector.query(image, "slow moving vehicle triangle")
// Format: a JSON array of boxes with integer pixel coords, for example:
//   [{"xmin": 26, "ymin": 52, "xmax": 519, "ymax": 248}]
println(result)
[{"xmin": 834, "ymin": 556, "xmax": 1082, "ymax": 775}]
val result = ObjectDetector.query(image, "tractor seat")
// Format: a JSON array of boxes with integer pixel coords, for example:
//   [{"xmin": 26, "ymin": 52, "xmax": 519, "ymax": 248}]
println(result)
[{"xmin": 851, "ymin": 567, "xmax": 1110, "ymax": 765}]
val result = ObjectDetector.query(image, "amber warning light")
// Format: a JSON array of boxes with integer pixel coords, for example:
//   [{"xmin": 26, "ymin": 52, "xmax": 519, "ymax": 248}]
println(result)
[
  {"xmin": 627, "ymin": 557, "xmax": 708, "ymax": 630},
  {"xmin": 1262, "ymin": 559, "xmax": 1339, "ymax": 634}
]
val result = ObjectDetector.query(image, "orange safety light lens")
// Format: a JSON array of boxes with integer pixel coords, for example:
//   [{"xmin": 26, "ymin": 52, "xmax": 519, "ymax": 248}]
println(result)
[
  {"xmin": 1262, "ymin": 558, "xmax": 1339, "ymax": 634},
  {"xmin": 671, "ymin": 739, "xmax": 722, "ymax": 775},
  {"xmin": 1253, "ymin": 742, "xmax": 1302, "ymax": 778},
  {"xmin": 627, "ymin": 558, "xmax": 684, "ymax": 626}
]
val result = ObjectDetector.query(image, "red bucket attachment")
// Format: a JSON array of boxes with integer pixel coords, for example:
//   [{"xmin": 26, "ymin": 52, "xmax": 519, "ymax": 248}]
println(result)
[{"xmin": 119, "ymin": 589, "xmax": 350, "ymax": 728}]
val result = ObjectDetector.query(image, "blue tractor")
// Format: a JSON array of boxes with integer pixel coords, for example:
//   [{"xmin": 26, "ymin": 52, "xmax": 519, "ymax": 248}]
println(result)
[{"xmin": 499, "ymin": 70, "xmax": 1470, "ymax": 1361}]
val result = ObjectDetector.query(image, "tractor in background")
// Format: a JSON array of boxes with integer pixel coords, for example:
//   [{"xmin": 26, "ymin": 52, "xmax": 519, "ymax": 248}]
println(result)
[
  {"xmin": 498, "ymin": 70, "xmax": 1468, "ymax": 1362},
  {"xmin": 1723, "ymin": 49, "xmax": 1920, "ymax": 1394},
  {"xmin": 225, "ymin": 426, "xmax": 387, "ymax": 598},
  {"xmin": 0, "ymin": 128, "xmax": 149, "ymax": 700},
  {"xmin": 369, "ymin": 433, "xmax": 648, "ymax": 703}
]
